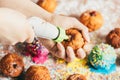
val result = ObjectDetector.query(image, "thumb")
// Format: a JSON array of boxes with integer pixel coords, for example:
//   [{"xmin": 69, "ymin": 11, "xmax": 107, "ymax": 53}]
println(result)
[
  {"xmin": 75, "ymin": 22, "xmax": 90, "ymax": 42},
  {"xmin": 25, "ymin": 23, "xmax": 35, "ymax": 43}
]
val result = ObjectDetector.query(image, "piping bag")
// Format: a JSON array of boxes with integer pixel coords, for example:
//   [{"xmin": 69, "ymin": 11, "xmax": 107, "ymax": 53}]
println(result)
[
  {"xmin": 28, "ymin": 17, "xmax": 68, "ymax": 42},
  {"xmin": 18, "ymin": 17, "xmax": 68, "ymax": 64}
]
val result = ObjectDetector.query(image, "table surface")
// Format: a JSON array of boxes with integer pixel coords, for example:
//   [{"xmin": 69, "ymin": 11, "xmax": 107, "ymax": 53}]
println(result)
[{"xmin": 0, "ymin": 0, "xmax": 120, "ymax": 80}]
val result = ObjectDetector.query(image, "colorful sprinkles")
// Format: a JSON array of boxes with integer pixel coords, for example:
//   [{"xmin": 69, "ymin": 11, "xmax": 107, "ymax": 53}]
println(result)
[
  {"xmin": 88, "ymin": 43, "xmax": 117, "ymax": 74},
  {"xmin": 0, "ymin": 0, "xmax": 120, "ymax": 80},
  {"xmin": 16, "ymin": 38, "xmax": 49, "ymax": 64}
]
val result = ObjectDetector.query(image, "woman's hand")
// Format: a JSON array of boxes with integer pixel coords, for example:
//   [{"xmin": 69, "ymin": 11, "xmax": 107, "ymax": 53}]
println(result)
[
  {"xmin": 50, "ymin": 14, "xmax": 90, "ymax": 42},
  {"xmin": 39, "ymin": 14, "xmax": 90, "ymax": 62},
  {"xmin": 48, "ymin": 14, "xmax": 90, "ymax": 62},
  {"xmin": 0, "ymin": 8, "xmax": 34, "ymax": 45}
]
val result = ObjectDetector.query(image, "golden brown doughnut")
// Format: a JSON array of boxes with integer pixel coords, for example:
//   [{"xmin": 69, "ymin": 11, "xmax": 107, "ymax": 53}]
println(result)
[
  {"xmin": 106, "ymin": 28, "xmax": 120, "ymax": 48},
  {"xmin": 25, "ymin": 65, "xmax": 51, "ymax": 80},
  {"xmin": 67, "ymin": 74, "xmax": 86, "ymax": 80},
  {"xmin": 79, "ymin": 10, "xmax": 104, "ymax": 32},
  {"xmin": 62, "ymin": 28, "xmax": 84, "ymax": 54},
  {"xmin": 37, "ymin": 0, "xmax": 57, "ymax": 13},
  {"xmin": 0, "ymin": 53, "xmax": 24, "ymax": 77}
]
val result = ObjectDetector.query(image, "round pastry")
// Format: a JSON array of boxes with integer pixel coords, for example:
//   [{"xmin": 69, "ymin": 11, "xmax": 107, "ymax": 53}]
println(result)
[
  {"xmin": 62, "ymin": 28, "xmax": 84, "ymax": 53},
  {"xmin": 67, "ymin": 74, "xmax": 86, "ymax": 80},
  {"xmin": 88, "ymin": 43, "xmax": 116, "ymax": 70},
  {"xmin": 106, "ymin": 28, "xmax": 120, "ymax": 48},
  {"xmin": 0, "ymin": 53, "xmax": 24, "ymax": 77},
  {"xmin": 37, "ymin": 0, "xmax": 57, "ymax": 13},
  {"xmin": 25, "ymin": 65, "xmax": 51, "ymax": 80},
  {"xmin": 79, "ymin": 10, "xmax": 104, "ymax": 32}
]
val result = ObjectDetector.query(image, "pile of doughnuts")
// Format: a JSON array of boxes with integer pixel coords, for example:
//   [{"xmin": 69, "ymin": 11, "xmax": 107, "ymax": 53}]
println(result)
[{"xmin": 0, "ymin": 53, "xmax": 51, "ymax": 80}]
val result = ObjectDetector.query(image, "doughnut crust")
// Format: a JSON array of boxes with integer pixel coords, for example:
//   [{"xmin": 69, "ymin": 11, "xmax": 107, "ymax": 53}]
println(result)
[
  {"xmin": 0, "ymin": 53, "xmax": 24, "ymax": 77},
  {"xmin": 62, "ymin": 28, "xmax": 84, "ymax": 53},
  {"xmin": 67, "ymin": 74, "xmax": 86, "ymax": 80},
  {"xmin": 106, "ymin": 28, "xmax": 120, "ymax": 48},
  {"xmin": 79, "ymin": 10, "xmax": 104, "ymax": 32},
  {"xmin": 25, "ymin": 66, "xmax": 51, "ymax": 80}
]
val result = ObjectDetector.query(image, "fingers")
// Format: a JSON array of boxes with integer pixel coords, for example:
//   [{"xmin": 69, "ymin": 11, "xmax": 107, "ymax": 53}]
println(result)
[
  {"xmin": 74, "ymin": 19, "xmax": 90, "ymax": 42},
  {"xmin": 11, "ymin": 41, "xmax": 18, "ymax": 45},
  {"xmin": 11, "ymin": 34, "xmax": 28, "ymax": 45},
  {"xmin": 83, "ymin": 42, "xmax": 93, "ymax": 55},
  {"xmin": 26, "ymin": 30, "xmax": 34, "ymax": 43},
  {"xmin": 10, "ymin": 37, "xmax": 24, "ymax": 45},
  {"xmin": 11, "ymin": 29, "xmax": 34, "ymax": 45},
  {"xmin": 56, "ymin": 44, "xmax": 87, "ymax": 62},
  {"xmin": 55, "ymin": 43, "xmax": 87, "ymax": 62},
  {"xmin": 76, "ymin": 48, "xmax": 86, "ymax": 59},
  {"xmin": 66, "ymin": 46, "xmax": 76, "ymax": 62},
  {"xmin": 57, "ymin": 43, "xmax": 65, "ymax": 58},
  {"xmin": 1, "ymin": 39, "xmax": 18, "ymax": 45},
  {"xmin": 50, "ymin": 42, "xmax": 65, "ymax": 58},
  {"xmin": 81, "ymin": 29, "xmax": 90, "ymax": 42}
]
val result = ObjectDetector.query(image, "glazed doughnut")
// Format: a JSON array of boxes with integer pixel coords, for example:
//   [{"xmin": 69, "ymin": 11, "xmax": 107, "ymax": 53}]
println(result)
[
  {"xmin": 0, "ymin": 53, "xmax": 24, "ymax": 77},
  {"xmin": 62, "ymin": 28, "xmax": 84, "ymax": 52}
]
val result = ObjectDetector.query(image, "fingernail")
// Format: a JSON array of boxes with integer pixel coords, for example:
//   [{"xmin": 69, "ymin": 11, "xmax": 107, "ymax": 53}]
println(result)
[{"xmin": 77, "ymin": 48, "xmax": 86, "ymax": 59}]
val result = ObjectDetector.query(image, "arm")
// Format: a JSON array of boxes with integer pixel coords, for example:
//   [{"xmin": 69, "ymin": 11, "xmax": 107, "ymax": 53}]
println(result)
[
  {"xmin": 0, "ymin": 0, "xmax": 89, "ymax": 41},
  {"xmin": 0, "ymin": 8, "xmax": 34, "ymax": 45},
  {"xmin": 0, "ymin": 0, "xmax": 65, "ymax": 60},
  {"xmin": 0, "ymin": 0, "xmax": 52, "ymax": 21},
  {"xmin": 0, "ymin": 0, "xmax": 56, "ymax": 53}
]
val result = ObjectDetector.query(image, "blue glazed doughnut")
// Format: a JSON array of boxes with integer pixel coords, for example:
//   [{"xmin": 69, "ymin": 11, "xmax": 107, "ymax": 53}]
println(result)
[{"xmin": 88, "ymin": 43, "xmax": 117, "ymax": 74}]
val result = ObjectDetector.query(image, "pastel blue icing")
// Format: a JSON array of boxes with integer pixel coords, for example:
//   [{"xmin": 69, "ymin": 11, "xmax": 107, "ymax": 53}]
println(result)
[
  {"xmin": 89, "ymin": 63, "xmax": 116, "ymax": 74},
  {"xmin": 88, "ymin": 43, "xmax": 117, "ymax": 74}
]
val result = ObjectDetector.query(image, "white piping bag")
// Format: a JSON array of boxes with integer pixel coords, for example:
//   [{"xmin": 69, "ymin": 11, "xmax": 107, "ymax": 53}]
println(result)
[{"xmin": 28, "ymin": 17, "xmax": 68, "ymax": 42}]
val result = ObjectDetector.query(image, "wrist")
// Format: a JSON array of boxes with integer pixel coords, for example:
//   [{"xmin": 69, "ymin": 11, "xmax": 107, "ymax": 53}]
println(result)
[
  {"xmin": 0, "ymin": 0, "xmax": 52, "ymax": 22},
  {"xmin": 48, "ymin": 13, "xmax": 56, "ymax": 21},
  {"xmin": 43, "ymin": 12, "xmax": 52, "ymax": 21}
]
